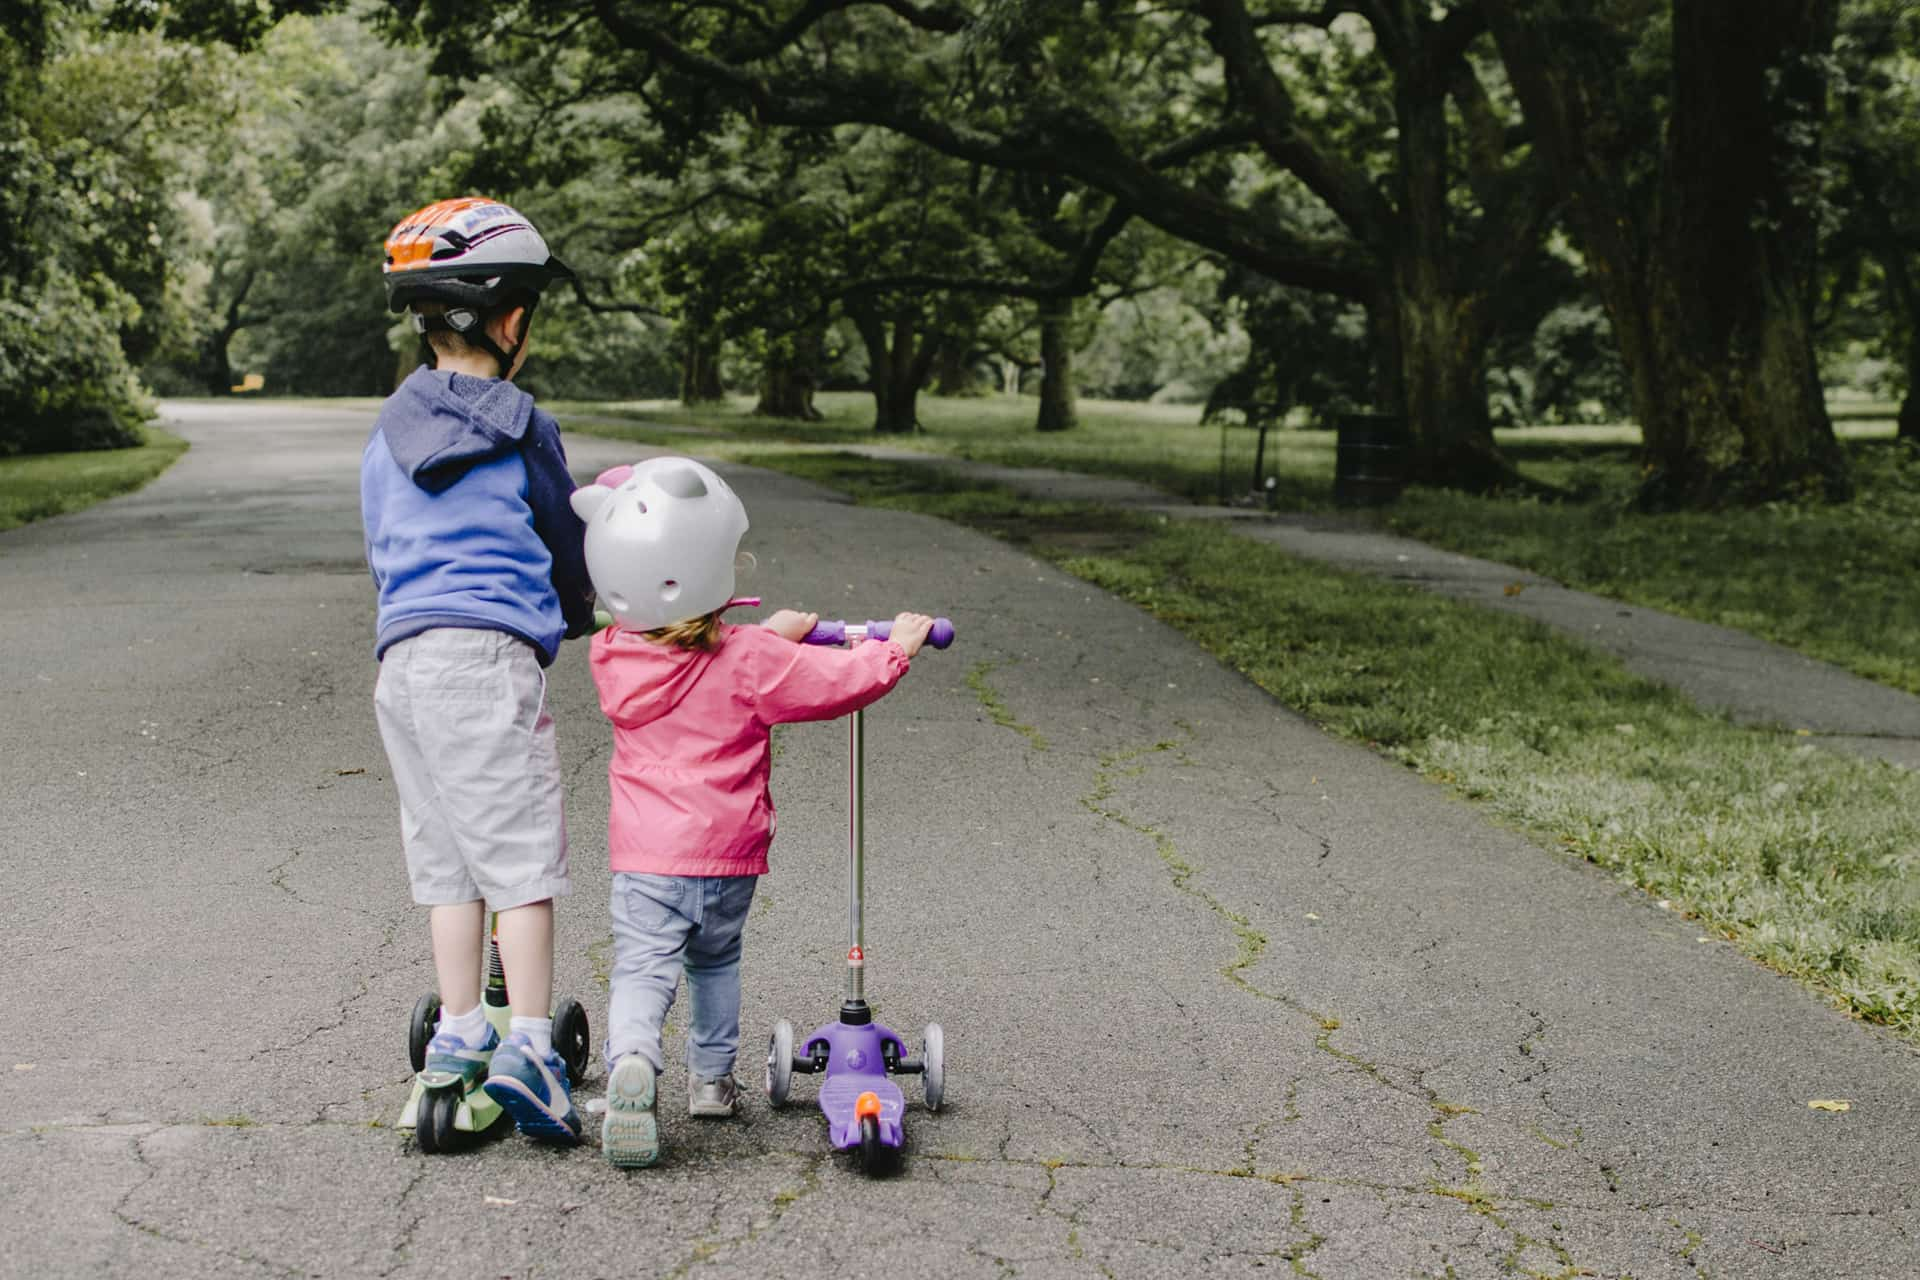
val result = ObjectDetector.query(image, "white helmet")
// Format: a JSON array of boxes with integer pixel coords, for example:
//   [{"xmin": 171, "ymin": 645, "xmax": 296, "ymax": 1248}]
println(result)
[{"xmin": 570, "ymin": 458, "xmax": 750, "ymax": 630}]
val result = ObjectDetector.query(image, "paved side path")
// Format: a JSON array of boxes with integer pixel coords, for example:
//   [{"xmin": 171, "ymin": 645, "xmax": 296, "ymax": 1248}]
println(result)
[
  {"xmin": 2, "ymin": 404, "xmax": 1916, "ymax": 1279},
  {"xmin": 847, "ymin": 447, "xmax": 1920, "ymax": 769}
]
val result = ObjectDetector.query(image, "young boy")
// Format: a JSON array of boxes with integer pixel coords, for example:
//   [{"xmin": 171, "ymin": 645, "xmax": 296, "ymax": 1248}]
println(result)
[{"xmin": 362, "ymin": 197, "xmax": 593, "ymax": 1144}]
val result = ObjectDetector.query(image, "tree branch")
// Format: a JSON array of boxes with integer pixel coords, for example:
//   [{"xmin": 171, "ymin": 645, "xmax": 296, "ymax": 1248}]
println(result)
[
  {"xmin": 590, "ymin": 0, "xmax": 1377, "ymax": 298},
  {"xmin": 564, "ymin": 276, "xmax": 666, "ymax": 317},
  {"xmin": 720, "ymin": 0, "xmax": 967, "ymax": 61},
  {"xmin": 1193, "ymin": 0, "xmax": 1396, "ymax": 243}
]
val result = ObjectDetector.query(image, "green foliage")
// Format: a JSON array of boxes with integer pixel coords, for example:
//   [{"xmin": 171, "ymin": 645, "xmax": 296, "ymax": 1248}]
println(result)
[
  {"xmin": 1487, "ymin": 300, "xmax": 1633, "ymax": 426},
  {"xmin": 516, "ymin": 301, "xmax": 678, "ymax": 401},
  {"xmin": 0, "ymin": 275, "xmax": 151, "ymax": 454},
  {"xmin": 0, "ymin": 11, "xmax": 182, "ymax": 451},
  {"xmin": 1205, "ymin": 266, "xmax": 1372, "ymax": 422}
]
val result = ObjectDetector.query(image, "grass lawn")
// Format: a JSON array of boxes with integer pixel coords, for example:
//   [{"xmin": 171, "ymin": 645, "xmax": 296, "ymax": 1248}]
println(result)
[
  {"xmin": 549, "ymin": 391, "xmax": 1341, "ymax": 507},
  {"xmin": 560, "ymin": 391, "xmax": 1920, "ymax": 697},
  {"xmin": 738, "ymin": 450, "xmax": 1920, "ymax": 1046},
  {"xmin": 0, "ymin": 424, "xmax": 190, "ymax": 532},
  {"xmin": 1383, "ymin": 434, "xmax": 1920, "ymax": 697}
]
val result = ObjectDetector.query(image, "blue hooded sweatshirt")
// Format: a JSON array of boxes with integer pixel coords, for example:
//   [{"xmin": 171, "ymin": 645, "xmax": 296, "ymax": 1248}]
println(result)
[{"xmin": 361, "ymin": 366, "xmax": 593, "ymax": 666}]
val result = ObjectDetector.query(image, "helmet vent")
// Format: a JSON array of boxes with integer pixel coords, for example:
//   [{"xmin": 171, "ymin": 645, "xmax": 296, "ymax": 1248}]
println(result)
[
  {"xmin": 656, "ymin": 467, "xmax": 708, "ymax": 499},
  {"xmin": 660, "ymin": 580, "xmax": 682, "ymax": 602}
]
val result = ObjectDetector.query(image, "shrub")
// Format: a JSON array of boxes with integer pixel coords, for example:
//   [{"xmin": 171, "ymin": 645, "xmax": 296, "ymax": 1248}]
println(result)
[{"xmin": 0, "ymin": 273, "xmax": 150, "ymax": 455}]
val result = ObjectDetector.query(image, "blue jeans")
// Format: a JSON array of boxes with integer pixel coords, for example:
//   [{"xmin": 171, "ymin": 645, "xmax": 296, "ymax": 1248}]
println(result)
[{"xmin": 606, "ymin": 873, "xmax": 759, "ymax": 1078}]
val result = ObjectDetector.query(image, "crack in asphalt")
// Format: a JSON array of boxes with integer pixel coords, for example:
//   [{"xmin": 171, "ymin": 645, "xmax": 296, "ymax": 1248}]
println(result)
[
  {"xmin": 966, "ymin": 659, "xmax": 1050, "ymax": 752},
  {"xmin": 662, "ymin": 1151, "xmax": 826, "ymax": 1278},
  {"xmin": 374, "ymin": 1163, "xmax": 429, "ymax": 1279},
  {"xmin": 111, "ymin": 1126, "xmax": 315, "ymax": 1277},
  {"xmin": 37, "ymin": 1115, "xmax": 1894, "ymax": 1277},
  {"xmin": 1072, "ymin": 729, "xmax": 1632, "ymax": 1276}
]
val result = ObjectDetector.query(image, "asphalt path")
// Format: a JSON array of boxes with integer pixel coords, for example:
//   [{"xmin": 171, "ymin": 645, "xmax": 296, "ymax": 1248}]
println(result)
[{"xmin": 3, "ymin": 400, "xmax": 1917, "ymax": 1279}]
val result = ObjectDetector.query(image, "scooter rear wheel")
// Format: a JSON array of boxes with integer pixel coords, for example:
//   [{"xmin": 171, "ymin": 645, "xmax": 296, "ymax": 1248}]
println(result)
[
  {"xmin": 408, "ymin": 992, "xmax": 442, "ymax": 1074},
  {"xmin": 553, "ymin": 996, "xmax": 592, "ymax": 1086},
  {"xmin": 921, "ymin": 1023, "xmax": 945, "ymax": 1113}
]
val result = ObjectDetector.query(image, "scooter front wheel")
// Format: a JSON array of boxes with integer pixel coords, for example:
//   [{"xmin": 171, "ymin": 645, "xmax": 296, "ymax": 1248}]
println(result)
[
  {"xmin": 855, "ymin": 1114, "xmax": 891, "ymax": 1176},
  {"xmin": 416, "ymin": 1083, "xmax": 460, "ymax": 1154},
  {"xmin": 765, "ymin": 1020, "xmax": 794, "ymax": 1107}
]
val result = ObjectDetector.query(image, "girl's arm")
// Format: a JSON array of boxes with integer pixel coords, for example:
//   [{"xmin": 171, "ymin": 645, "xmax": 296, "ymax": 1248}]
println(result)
[{"xmin": 750, "ymin": 627, "xmax": 909, "ymax": 725}]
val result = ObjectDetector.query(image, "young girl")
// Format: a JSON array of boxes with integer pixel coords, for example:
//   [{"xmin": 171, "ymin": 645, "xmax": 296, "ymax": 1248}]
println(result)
[{"xmin": 569, "ymin": 457, "xmax": 935, "ymax": 1168}]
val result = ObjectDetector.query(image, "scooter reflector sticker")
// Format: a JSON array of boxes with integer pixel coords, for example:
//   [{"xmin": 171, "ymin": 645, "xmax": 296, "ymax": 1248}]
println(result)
[{"xmin": 848, "ymin": 946, "xmax": 865, "ymax": 966}]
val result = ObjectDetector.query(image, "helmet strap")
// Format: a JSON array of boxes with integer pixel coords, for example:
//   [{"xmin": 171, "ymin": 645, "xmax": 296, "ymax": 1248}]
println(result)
[{"xmin": 412, "ymin": 301, "xmax": 534, "ymax": 380}]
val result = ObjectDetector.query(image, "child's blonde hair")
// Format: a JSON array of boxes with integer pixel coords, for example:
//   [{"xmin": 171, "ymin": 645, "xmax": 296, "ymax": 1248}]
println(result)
[{"xmin": 644, "ymin": 610, "xmax": 724, "ymax": 651}]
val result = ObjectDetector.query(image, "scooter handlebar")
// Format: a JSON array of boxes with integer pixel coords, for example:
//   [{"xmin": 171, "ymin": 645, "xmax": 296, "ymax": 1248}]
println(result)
[{"xmin": 803, "ymin": 617, "xmax": 954, "ymax": 649}]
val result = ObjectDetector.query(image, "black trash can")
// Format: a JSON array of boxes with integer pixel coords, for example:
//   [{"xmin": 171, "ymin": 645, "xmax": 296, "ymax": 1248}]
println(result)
[{"xmin": 1333, "ymin": 412, "xmax": 1406, "ymax": 508}]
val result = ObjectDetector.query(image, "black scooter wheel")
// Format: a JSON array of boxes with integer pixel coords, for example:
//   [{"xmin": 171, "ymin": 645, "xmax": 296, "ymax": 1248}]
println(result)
[
  {"xmin": 553, "ymin": 997, "xmax": 592, "ymax": 1086},
  {"xmin": 416, "ymin": 1084, "xmax": 460, "ymax": 1155},
  {"xmin": 408, "ymin": 992, "xmax": 442, "ymax": 1074},
  {"xmin": 855, "ymin": 1115, "xmax": 894, "ymax": 1176}
]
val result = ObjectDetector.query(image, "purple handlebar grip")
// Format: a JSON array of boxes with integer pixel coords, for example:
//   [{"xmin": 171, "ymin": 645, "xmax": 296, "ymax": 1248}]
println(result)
[
  {"xmin": 803, "ymin": 619, "xmax": 848, "ymax": 646},
  {"xmin": 801, "ymin": 617, "xmax": 954, "ymax": 649}
]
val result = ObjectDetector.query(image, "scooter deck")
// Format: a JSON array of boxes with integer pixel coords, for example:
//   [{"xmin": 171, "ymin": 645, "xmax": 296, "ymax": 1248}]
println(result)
[{"xmin": 805, "ymin": 1020, "xmax": 910, "ymax": 1149}]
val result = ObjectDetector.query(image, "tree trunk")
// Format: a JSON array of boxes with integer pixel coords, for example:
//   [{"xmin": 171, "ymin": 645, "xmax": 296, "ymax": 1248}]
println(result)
[
  {"xmin": 200, "ymin": 267, "xmax": 254, "ymax": 394},
  {"xmin": 853, "ymin": 305, "xmax": 933, "ymax": 433},
  {"xmin": 1387, "ymin": 284, "xmax": 1511, "ymax": 491},
  {"xmin": 754, "ymin": 362, "xmax": 820, "ymax": 419},
  {"xmin": 753, "ymin": 322, "xmax": 823, "ymax": 419},
  {"xmin": 679, "ymin": 330, "xmax": 725, "ymax": 404},
  {"xmin": 1374, "ymin": 38, "xmax": 1518, "ymax": 492},
  {"xmin": 931, "ymin": 341, "xmax": 979, "ymax": 397},
  {"xmin": 1035, "ymin": 297, "xmax": 1078, "ymax": 432},
  {"xmin": 199, "ymin": 332, "xmax": 236, "ymax": 396},
  {"xmin": 1484, "ymin": 0, "xmax": 1849, "ymax": 507}
]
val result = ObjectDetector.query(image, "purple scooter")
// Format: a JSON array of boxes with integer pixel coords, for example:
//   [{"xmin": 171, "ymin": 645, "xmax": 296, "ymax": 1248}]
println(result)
[{"xmin": 764, "ymin": 615, "xmax": 954, "ymax": 1174}]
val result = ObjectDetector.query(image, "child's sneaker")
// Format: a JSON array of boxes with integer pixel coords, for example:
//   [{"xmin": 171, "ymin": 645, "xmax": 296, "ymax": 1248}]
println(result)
[
  {"xmin": 688, "ymin": 1073, "xmax": 741, "ymax": 1118},
  {"xmin": 481, "ymin": 1032, "xmax": 582, "ymax": 1145},
  {"xmin": 602, "ymin": 1055, "xmax": 660, "ymax": 1168},
  {"xmin": 423, "ymin": 1023, "xmax": 498, "ymax": 1088}
]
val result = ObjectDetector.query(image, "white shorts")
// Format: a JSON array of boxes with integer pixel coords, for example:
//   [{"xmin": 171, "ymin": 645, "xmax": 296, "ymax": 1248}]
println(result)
[{"xmin": 373, "ymin": 628, "xmax": 571, "ymax": 910}]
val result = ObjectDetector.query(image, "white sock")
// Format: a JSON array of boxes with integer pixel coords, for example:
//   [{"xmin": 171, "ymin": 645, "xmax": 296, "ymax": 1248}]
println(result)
[
  {"xmin": 511, "ymin": 1015, "xmax": 554, "ymax": 1057},
  {"xmin": 440, "ymin": 1003, "xmax": 487, "ymax": 1048}
]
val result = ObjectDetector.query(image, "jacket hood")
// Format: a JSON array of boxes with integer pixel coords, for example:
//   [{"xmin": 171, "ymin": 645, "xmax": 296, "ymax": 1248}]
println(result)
[
  {"xmin": 591, "ymin": 624, "xmax": 727, "ymax": 729},
  {"xmin": 374, "ymin": 366, "xmax": 535, "ymax": 493}
]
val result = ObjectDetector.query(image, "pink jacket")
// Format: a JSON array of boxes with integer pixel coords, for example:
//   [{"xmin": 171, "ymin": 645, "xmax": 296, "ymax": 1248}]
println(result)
[{"xmin": 589, "ymin": 623, "xmax": 911, "ymax": 876}]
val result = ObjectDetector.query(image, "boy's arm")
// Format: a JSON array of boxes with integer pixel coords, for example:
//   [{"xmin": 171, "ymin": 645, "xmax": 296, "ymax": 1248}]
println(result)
[
  {"xmin": 522, "ymin": 412, "xmax": 596, "ymax": 638},
  {"xmin": 750, "ymin": 627, "xmax": 910, "ymax": 725}
]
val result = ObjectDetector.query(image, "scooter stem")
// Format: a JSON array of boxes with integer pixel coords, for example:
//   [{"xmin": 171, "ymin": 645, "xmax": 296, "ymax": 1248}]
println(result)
[{"xmin": 843, "ymin": 706, "xmax": 870, "ymax": 1022}]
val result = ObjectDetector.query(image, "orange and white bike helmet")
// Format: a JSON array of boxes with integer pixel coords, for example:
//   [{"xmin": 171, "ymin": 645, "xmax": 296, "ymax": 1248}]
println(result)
[{"xmin": 382, "ymin": 197, "xmax": 573, "ymax": 377}]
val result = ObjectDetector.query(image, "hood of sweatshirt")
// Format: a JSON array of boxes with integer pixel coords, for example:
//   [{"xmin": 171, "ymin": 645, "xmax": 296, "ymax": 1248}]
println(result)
[
  {"xmin": 590, "ymin": 624, "xmax": 729, "ymax": 729},
  {"xmin": 374, "ymin": 366, "xmax": 536, "ymax": 493}
]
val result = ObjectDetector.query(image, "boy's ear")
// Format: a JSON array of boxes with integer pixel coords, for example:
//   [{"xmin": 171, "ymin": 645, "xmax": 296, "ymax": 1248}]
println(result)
[{"xmin": 570, "ymin": 483, "xmax": 613, "ymax": 522}]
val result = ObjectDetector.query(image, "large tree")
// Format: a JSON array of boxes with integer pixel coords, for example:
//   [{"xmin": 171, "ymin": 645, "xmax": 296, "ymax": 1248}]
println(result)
[
  {"xmin": 544, "ymin": 0, "xmax": 1557, "ymax": 487},
  {"xmin": 1480, "ymin": 0, "xmax": 1851, "ymax": 506}
]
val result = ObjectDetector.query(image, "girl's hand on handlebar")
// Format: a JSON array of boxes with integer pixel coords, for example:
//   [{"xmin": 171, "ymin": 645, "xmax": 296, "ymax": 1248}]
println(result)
[
  {"xmin": 764, "ymin": 609, "xmax": 820, "ymax": 642},
  {"xmin": 889, "ymin": 611, "xmax": 935, "ymax": 658}
]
